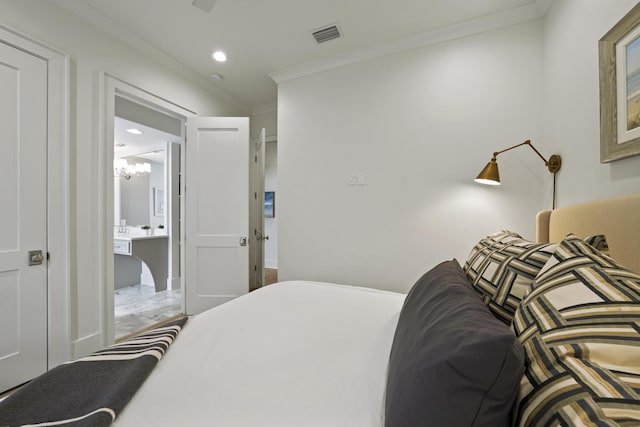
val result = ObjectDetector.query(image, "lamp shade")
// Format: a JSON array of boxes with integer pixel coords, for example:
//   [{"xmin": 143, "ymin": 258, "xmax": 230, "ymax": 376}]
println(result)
[{"xmin": 474, "ymin": 158, "xmax": 501, "ymax": 185}]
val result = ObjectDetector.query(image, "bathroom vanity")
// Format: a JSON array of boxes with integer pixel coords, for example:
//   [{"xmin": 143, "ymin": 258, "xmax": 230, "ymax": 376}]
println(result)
[{"xmin": 114, "ymin": 231, "xmax": 168, "ymax": 292}]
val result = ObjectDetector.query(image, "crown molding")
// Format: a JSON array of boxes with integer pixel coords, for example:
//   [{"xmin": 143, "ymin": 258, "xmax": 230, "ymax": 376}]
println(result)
[
  {"xmin": 54, "ymin": 0, "xmax": 250, "ymax": 114},
  {"xmin": 270, "ymin": 0, "xmax": 553, "ymax": 84}
]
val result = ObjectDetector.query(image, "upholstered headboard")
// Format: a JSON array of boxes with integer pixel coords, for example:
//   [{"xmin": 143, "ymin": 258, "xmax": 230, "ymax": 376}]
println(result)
[{"xmin": 535, "ymin": 193, "xmax": 640, "ymax": 273}]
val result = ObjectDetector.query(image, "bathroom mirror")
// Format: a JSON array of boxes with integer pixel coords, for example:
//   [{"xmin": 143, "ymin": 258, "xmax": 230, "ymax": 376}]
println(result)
[{"xmin": 114, "ymin": 148, "xmax": 166, "ymax": 228}]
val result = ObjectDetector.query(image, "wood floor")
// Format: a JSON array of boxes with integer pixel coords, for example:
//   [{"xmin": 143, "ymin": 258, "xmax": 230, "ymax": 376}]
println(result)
[{"xmin": 265, "ymin": 268, "xmax": 278, "ymax": 285}]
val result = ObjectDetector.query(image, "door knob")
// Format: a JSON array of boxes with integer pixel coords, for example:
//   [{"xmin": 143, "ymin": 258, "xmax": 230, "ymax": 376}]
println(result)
[{"xmin": 29, "ymin": 250, "xmax": 44, "ymax": 266}]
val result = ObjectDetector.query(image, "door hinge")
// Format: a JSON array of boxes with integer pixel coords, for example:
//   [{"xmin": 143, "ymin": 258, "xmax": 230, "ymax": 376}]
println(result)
[
  {"xmin": 255, "ymin": 155, "xmax": 257, "ymax": 162},
  {"xmin": 47, "ymin": 252, "xmax": 50, "ymax": 261}
]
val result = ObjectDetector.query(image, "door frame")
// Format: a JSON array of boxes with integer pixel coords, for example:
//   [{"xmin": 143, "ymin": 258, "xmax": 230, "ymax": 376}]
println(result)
[
  {"xmin": 99, "ymin": 73, "xmax": 195, "ymax": 344},
  {"xmin": 249, "ymin": 131, "xmax": 277, "ymax": 289},
  {"xmin": 249, "ymin": 128, "xmax": 265, "ymax": 291},
  {"xmin": 0, "ymin": 24, "xmax": 70, "ymax": 368}
]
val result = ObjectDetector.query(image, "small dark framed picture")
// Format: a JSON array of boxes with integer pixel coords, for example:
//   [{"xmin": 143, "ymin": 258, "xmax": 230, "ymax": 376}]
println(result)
[{"xmin": 265, "ymin": 191, "xmax": 275, "ymax": 218}]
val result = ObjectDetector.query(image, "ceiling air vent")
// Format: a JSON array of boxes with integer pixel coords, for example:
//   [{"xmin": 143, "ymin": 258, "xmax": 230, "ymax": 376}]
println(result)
[{"xmin": 312, "ymin": 24, "xmax": 342, "ymax": 44}]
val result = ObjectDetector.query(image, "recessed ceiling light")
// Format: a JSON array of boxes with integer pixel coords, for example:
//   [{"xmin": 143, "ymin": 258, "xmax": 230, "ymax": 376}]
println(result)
[
  {"xmin": 209, "ymin": 72, "xmax": 224, "ymax": 82},
  {"xmin": 212, "ymin": 50, "xmax": 227, "ymax": 62},
  {"xmin": 126, "ymin": 128, "xmax": 143, "ymax": 135}
]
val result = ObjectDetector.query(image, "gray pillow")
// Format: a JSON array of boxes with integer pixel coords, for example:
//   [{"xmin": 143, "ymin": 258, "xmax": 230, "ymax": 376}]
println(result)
[{"xmin": 385, "ymin": 259, "xmax": 524, "ymax": 427}]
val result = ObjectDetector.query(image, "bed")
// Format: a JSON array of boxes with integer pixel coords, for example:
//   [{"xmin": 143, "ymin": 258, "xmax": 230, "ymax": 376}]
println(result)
[{"xmin": 0, "ymin": 193, "xmax": 639, "ymax": 426}]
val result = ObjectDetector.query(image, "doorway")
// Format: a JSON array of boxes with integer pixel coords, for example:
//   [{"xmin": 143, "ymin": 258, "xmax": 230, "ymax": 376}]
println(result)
[
  {"xmin": 102, "ymin": 74, "xmax": 251, "ymax": 344},
  {"xmin": 263, "ymin": 140, "xmax": 278, "ymax": 285},
  {"xmin": 250, "ymin": 129, "xmax": 279, "ymax": 289},
  {"xmin": 112, "ymin": 96, "xmax": 184, "ymax": 339},
  {"xmin": 101, "ymin": 78, "xmax": 193, "ymax": 343}
]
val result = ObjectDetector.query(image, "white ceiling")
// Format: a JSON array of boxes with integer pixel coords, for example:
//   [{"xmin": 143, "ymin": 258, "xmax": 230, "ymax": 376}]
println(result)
[
  {"xmin": 114, "ymin": 117, "xmax": 177, "ymax": 160},
  {"xmin": 56, "ymin": 0, "xmax": 544, "ymax": 111}
]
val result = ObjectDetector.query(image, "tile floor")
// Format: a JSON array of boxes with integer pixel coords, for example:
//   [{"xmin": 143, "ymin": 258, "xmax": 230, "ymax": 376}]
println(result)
[
  {"xmin": 115, "ymin": 270, "xmax": 277, "ymax": 339},
  {"xmin": 114, "ymin": 284, "xmax": 182, "ymax": 339}
]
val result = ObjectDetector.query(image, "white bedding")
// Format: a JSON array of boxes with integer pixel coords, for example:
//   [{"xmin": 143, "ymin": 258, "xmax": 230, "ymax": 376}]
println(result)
[{"xmin": 115, "ymin": 281, "xmax": 405, "ymax": 426}]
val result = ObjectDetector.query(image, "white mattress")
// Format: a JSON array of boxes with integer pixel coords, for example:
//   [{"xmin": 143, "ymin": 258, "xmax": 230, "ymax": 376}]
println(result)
[{"xmin": 115, "ymin": 281, "xmax": 405, "ymax": 426}]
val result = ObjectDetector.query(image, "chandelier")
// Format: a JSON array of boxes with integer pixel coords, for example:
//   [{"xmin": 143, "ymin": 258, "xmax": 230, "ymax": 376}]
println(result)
[{"xmin": 114, "ymin": 158, "xmax": 151, "ymax": 180}]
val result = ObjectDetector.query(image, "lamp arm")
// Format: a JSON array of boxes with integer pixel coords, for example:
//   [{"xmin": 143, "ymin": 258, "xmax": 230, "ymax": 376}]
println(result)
[
  {"xmin": 493, "ymin": 139, "xmax": 561, "ymax": 174},
  {"xmin": 493, "ymin": 140, "xmax": 548, "ymax": 164}
]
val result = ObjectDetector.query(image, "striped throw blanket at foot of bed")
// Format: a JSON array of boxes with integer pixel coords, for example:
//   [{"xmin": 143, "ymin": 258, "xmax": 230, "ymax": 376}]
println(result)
[{"xmin": 0, "ymin": 317, "xmax": 187, "ymax": 427}]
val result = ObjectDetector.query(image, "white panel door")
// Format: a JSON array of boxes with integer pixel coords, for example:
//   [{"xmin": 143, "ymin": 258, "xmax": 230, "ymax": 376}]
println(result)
[
  {"xmin": 0, "ymin": 42, "xmax": 48, "ymax": 392},
  {"xmin": 185, "ymin": 117, "xmax": 249, "ymax": 315}
]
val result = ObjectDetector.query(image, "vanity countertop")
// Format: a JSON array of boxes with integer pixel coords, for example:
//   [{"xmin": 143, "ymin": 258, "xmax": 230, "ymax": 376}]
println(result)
[{"xmin": 114, "ymin": 230, "xmax": 168, "ymax": 241}]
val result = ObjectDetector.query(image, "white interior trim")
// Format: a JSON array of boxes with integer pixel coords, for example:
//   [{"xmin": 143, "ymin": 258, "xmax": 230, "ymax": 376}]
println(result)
[
  {"xmin": 270, "ymin": 0, "xmax": 552, "ymax": 84},
  {"xmin": 71, "ymin": 332, "xmax": 102, "ymax": 360},
  {"xmin": 0, "ymin": 23, "xmax": 71, "ymax": 368},
  {"xmin": 100, "ymin": 73, "xmax": 195, "ymax": 345}
]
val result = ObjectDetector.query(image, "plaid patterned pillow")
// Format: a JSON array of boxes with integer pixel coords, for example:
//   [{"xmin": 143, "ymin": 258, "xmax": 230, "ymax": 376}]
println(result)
[
  {"xmin": 513, "ymin": 234, "xmax": 640, "ymax": 426},
  {"xmin": 584, "ymin": 233, "xmax": 610, "ymax": 253}
]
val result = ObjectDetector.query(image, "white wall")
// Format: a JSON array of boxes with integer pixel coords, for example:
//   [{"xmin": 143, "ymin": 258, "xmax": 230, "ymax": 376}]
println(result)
[
  {"xmin": 250, "ymin": 105, "xmax": 278, "ymax": 141},
  {"xmin": 278, "ymin": 1, "xmax": 640, "ymax": 294},
  {"xmin": 279, "ymin": 21, "xmax": 546, "ymax": 293},
  {"xmin": 541, "ymin": 0, "xmax": 640, "ymax": 206},
  {"xmin": 0, "ymin": 1, "xmax": 246, "ymax": 358}
]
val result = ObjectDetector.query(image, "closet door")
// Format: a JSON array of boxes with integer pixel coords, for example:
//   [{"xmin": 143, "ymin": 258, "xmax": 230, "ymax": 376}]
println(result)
[{"xmin": 0, "ymin": 41, "xmax": 48, "ymax": 392}]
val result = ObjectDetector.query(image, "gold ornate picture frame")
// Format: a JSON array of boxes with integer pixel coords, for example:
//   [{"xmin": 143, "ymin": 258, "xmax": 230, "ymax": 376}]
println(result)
[{"xmin": 599, "ymin": 3, "xmax": 640, "ymax": 163}]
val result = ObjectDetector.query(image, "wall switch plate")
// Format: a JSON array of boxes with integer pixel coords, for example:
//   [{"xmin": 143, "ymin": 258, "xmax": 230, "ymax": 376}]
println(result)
[{"xmin": 348, "ymin": 173, "xmax": 366, "ymax": 186}]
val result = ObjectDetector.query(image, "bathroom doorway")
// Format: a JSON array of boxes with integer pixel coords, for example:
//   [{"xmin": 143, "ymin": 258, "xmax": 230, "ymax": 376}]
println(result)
[{"xmin": 112, "ymin": 96, "xmax": 183, "ymax": 339}]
